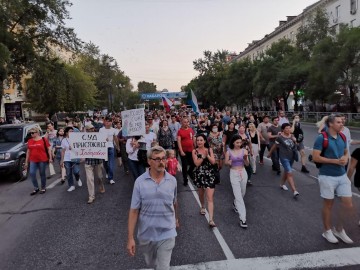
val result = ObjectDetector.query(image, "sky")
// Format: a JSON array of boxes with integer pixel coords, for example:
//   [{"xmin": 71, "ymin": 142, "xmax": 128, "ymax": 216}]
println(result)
[{"xmin": 66, "ymin": 0, "xmax": 318, "ymax": 92}]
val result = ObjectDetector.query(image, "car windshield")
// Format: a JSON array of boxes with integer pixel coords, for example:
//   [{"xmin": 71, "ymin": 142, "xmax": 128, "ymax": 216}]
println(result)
[{"xmin": 0, "ymin": 128, "xmax": 23, "ymax": 143}]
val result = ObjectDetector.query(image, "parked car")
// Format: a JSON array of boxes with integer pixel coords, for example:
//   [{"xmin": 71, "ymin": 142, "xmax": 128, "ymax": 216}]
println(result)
[{"xmin": 0, "ymin": 123, "xmax": 42, "ymax": 181}]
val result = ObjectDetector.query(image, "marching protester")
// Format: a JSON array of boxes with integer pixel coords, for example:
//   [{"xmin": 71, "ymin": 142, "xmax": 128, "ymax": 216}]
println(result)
[
  {"xmin": 278, "ymin": 110, "xmax": 289, "ymax": 126},
  {"xmin": 158, "ymin": 119, "xmax": 173, "ymax": 150},
  {"xmin": 114, "ymin": 121, "xmax": 123, "ymax": 167},
  {"xmin": 126, "ymin": 136, "xmax": 146, "ymax": 180},
  {"xmin": 257, "ymin": 115, "xmax": 272, "ymax": 165},
  {"xmin": 84, "ymin": 124, "xmax": 106, "ymax": 204},
  {"xmin": 117, "ymin": 126, "xmax": 130, "ymax": 175},
  {"xmin": 238, "ymin": 124, "xmax": 253, "ymax": 184},
  {"xmin": 60, "ymin": 126, "xmax": 82, "ymax": 192},
  {"xmin": 348, "ymin": 148, "xmax": 360, "ymax": 193},
  {"xmin": 166, "ymin": 149, "xmax": 179, "ymax": 177},
  {"xmin": 225, "ymin": 134, "xmax": 250, "ymax": 228},
  {"xmin": 127, "ymin": 146, "xmax": 178, "ymax": 270},
  {"xmin": 52, "ymin": 127, "xmax": 66, "ymax": 184},
  {"xmin": 24, "ymin": 127, "xmax": 52, "ymax": 195},
  {"xmin": 290, "ymin": 114, "xmax": 310, "ymax": 173},
  {"xmin": 248, "ymin": 123, "xmax": 260, "ymax": 174},
  {"xmin": 169, "ymin": 114, "xmax": 181, "ymax": 157},
  {"xmin": 222, "ymin": 121, "xmax": 238, "ymax": 153},
  {"xmin": 99, "ymin": 116, "xmax": 120, "ymax": 185},
  {"xmin": 208, "ymin": 123, "xmax": 224, "ymax": 170},
  {"xmin": 192, "ymin": 134, "xmax": 217, "ymax": 228},
  {"xmin": 312, "ymin": 114, "xmax": 354, "ymax": 244},
  {"xmin": 268, "ymin": 116, "xmax": 281, "ymax": 175},
  {"xmin": 268, "ymin": 123, "xmax": 300, "ymax": 198},
  {"xmin": 177, "ymin": 117, "xmax": 195, "ymax": 186}
]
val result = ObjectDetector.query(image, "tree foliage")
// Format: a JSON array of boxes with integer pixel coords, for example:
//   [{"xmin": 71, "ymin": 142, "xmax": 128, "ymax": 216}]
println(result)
[
  {"xmin": 0, "ymin": 0, "xmax": 81, "ymax": 82},
  {"xmin": 137, "ymin": 81, "xmax": 157, "ymax": 93},
  {"xmin": 183, "ymin": 9, "xmax": 360, "ymax": 112},
  {"xmin": 25, "ymin": 58, "xmax": 97, "ymax": 114}
]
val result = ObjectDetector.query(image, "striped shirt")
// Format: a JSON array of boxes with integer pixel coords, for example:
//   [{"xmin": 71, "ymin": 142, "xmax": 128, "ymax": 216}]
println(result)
[{"xmin": 130, "ymin": 170, "xmax": 177, "ymax": 242}]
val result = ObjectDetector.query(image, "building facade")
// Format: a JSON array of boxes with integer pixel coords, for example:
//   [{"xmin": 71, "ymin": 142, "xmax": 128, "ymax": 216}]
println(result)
[
  {"xmin": 231, "ymin": 0, "xmax": 360, "ymax": 111},
  {"xmin": 234, "ymin": 0, "xmax": 360, "ymax": 62}
]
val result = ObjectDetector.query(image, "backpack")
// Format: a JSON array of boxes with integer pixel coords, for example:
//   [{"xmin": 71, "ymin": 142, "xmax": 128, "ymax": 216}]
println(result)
[{"xmin": 314, "ymin": 131, "xmax": 346, "ymax": 168}]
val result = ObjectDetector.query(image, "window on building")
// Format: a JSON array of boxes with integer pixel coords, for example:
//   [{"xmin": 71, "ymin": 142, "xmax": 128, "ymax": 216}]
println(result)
[
  {"xmin": 350, "ymin": 0, "xmax": 358, "ymax": 14},
  {"xmin": 336, "ymin": 5, "xmax": 341, "ymax": 18},
  {"xmin": 350, "ymin": 19, "xmax": 356, "ymax": 27}
]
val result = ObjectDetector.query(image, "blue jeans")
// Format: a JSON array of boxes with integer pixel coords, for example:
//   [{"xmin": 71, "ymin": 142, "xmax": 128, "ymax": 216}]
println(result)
[
  {"xmin": 29, "ymin": 161, "xmax": 47, "ymax": 189},
  {"xmin": 64, "ymin": 161, "xmax": 80, "ymax": 187},
  {"xmin": 128, "ymin": 159, "xmax": 145, "ymax": 180},
  {"xmin": 104, "ymin": 147, "xmax": 115, "ymax": 180}
]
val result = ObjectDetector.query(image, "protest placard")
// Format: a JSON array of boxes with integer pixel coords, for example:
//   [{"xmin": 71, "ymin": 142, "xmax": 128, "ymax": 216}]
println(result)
[
  {"xmin": 69, "ymin": 132, "xmax": 108, "ymax": 160},
  {"xmin": 121, "ymin": 108, "xmax": 145, "ymax": 136}
]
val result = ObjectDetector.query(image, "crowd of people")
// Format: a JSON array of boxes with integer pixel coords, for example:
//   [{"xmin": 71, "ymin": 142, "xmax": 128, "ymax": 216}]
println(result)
[{"xmin": 22, "ymin": 108, "xmax": 360, "ymax": 270}]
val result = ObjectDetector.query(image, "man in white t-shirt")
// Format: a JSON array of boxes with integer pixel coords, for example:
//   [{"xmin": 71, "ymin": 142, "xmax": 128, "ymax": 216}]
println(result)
[
  {"xmin": 99, "ymin": 116, "xmax": 120, "ymax": 184},
  {"xmin": 144, "ymin": 122, "xmax": 157, "ymax": 150}
]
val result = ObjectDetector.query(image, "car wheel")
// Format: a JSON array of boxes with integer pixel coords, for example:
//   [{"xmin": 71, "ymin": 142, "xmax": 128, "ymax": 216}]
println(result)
[{"xmin": 16, "ymin": 157, "xmax": 28, "ymax": 181}]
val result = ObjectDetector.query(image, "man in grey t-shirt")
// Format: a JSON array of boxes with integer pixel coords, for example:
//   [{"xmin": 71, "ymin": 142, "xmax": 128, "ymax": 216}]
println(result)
[
  {"xmin": 267, "ymin": 117, "xmax": 281, "ymax": 174},
  {"xmin": 257, "ymin": 115, "xmax": 272, "ymax": 164}
]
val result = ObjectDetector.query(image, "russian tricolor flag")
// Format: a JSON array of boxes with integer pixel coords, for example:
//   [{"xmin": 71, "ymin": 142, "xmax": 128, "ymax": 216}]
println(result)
[{"xmin": 162, "ymin": 95, "xmax": 173, "ymax": 112}]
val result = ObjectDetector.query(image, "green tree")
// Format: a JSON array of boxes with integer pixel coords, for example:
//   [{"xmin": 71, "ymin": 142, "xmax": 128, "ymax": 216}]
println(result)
[
  {"xmin": 191, "ymin": 50, "xmax": 229, "ymax": 107},
  {"xmin": 0, "ymin": 0, "xmax": 81, "ymax": 111},
  {"xmin": 76, "ymin": 43, "xmax": 133, "ymax": 111},
  {"xmin": 25, "ymin": 58, "xmax": 97, "ymax": 114},
  {"xmin": 219, "ymin": 58, "xmax": 255, "ymax": 108},
  {"xmin": 0, "ymin": 0, "xmax": 80, "ymax": 81},
  {"xmin": 334, "ymin": 26, "xmax": 360, "ymax": 112},
  {"xmin": 137, "ymin": 81, "xmax": 157, "ymax": 93},
  {"xmin": 296, "ymin": 8, "xmax": 334, "ymax": 59}
]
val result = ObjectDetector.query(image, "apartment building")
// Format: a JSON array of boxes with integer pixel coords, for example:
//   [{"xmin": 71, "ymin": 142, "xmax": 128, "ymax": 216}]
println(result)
[
  {"xmin": 230, "ymin": 0, "xmax": 360, "ymax": 111},
  {"xmin": 233, "ymin": 0, "xmax": 360, "ymax": 62}
]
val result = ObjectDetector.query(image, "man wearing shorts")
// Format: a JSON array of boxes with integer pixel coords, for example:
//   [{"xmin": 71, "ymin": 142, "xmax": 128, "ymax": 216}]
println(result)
[{"xmin": 312, "ymin": 114, "xmax": 354, "ymax": 244}]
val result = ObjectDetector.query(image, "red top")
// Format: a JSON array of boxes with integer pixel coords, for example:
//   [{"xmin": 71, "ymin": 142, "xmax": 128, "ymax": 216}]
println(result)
[
  {"xmin": 166, "ymin": 158, "xmax": 178, "ymax": 176},
  {"xmin": 177, "ymin": 128, "xmax": 194, "ymax": 152},
  {"xmin": 28, "ymin": 138, "xmax": 50, "ymax": 162}
]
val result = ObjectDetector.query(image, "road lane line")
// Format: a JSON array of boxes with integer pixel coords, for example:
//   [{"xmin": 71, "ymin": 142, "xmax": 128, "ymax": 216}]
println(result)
[
  {"xmin": 137, "ymin": 247, "xmax": 360, "ymax": 270},
  {"xmin": 46, "ymin": 178, "xmax": 62, "ymax": 189},
  {"xmin": 187, "ymin": 179, "xmax": 235, "ymax": 260}
]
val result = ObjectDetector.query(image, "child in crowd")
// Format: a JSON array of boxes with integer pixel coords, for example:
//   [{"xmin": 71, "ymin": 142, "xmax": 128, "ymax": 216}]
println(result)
[{"xmin": 166, "ymin": 149, "xmax": 181, "ymax": 176}]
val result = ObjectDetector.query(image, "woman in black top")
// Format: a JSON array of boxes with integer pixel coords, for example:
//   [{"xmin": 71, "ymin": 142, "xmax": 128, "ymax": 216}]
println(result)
[
  {"xmin": 347, "ymin": 148, "xmax": 360, "ymax": 192},
  {"xmin": 223, "ymin": 122, "xmax": 238, "ymax": 153},
  {"xmin": 248, "ymin": 123, "xmax": 260, "ymax": 174}
]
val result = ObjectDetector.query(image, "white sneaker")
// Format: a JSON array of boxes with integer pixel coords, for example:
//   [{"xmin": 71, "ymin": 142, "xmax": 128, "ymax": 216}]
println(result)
[
  {"xmin": 77, "ymin": 179, "xmax": 82, "ymax": 187},
  {"xmin": 332, "ymin": 228, "xmax": 354, "ymax": 244},
  {"xmin": 280, "ymin": 185, "xmax": 288, "ymax": 191},
  {"xmin": 109, "ymin": 179, "xmax": 115, "ymax": 185},
  {"xmin": 293, "ymin": 191, "xmax": 300, "ymax": 198},
  {"xmin": 67, "ymin": 186, "xmax": 75, "ymax": 192},
  {"xmin": 322, "ymin": 229, "xmax": 339, "ymax": 244}
]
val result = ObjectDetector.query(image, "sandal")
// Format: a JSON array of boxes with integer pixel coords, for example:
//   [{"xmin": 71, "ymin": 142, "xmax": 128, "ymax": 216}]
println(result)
[
  {"xmin": 60, "ymin": 179, "xmax": 65, "ymax": 185},
  {"xmin": 30, "ymin": 189, "xmax": 39, "ymax": 196},
  {"xmin": 39, "ymin": 189, "xmax": 46, "ymax": 194},
  {"xmin": 200, "ymin": 208, "xmax": 206, "ymax": 215},
  {"xmin": 209, "ymin": 220, "xmax": 217, "ymax": 228}
]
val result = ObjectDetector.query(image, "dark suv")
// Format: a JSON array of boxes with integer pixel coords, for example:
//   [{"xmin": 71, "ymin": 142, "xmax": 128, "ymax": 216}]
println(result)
[{"xmin": 0, "ymin": 123, "xmax": 42, "ymax": 180}]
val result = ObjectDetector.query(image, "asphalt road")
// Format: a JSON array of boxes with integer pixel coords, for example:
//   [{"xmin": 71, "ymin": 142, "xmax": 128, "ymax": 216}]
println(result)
[{"xmin": 1, "ymin": 123, "xmax": 360, "ymax": 270}]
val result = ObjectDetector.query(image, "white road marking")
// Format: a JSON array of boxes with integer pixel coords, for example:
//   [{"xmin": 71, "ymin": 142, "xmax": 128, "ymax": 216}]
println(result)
[
  {"xmin": 46, "ymin": 178, "xmax": 62, "ymax": 189},
  {"xmin": 138, "ymin": 247, "xmax": 360, "ymax": 270},
  {"xmin": 187, "ymin": 179, "xmax": 235, "ymax": 260}
]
